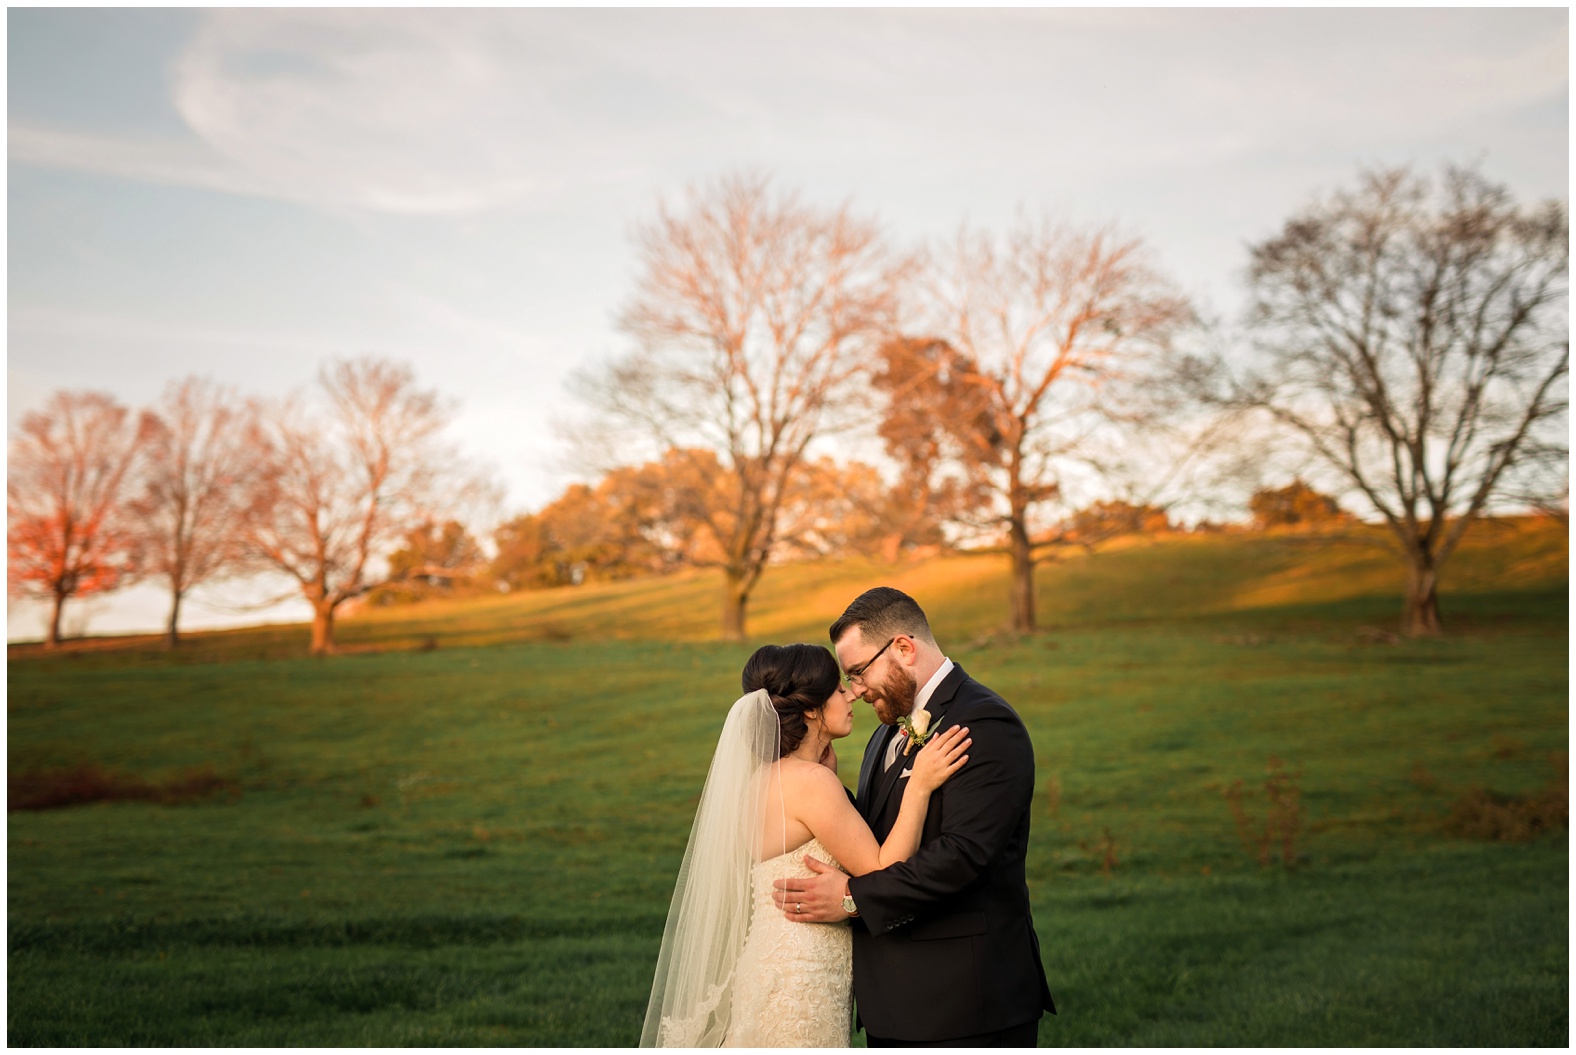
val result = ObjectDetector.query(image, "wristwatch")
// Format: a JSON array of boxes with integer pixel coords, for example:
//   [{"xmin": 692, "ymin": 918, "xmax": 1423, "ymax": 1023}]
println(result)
[{"xmin": 841, "ymin": 892, "xmax": 859, "ymax": 917}]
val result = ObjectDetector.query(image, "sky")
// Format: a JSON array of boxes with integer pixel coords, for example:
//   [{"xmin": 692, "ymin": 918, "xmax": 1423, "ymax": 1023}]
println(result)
[{"xmin": 6, "ymin": 6, "xmax": 1569, "ymax": 639}]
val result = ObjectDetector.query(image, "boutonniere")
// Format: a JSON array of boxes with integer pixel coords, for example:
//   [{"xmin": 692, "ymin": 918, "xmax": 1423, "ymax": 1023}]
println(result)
[{"xmin": 898, "ymin": 707, "xmax": 934, "ymax": 756}]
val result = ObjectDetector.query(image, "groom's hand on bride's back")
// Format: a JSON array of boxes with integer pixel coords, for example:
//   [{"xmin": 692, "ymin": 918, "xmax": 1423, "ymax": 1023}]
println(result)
[{"xmin": 772, "ymin": 857, "xmax": 849, "ymax": 923}]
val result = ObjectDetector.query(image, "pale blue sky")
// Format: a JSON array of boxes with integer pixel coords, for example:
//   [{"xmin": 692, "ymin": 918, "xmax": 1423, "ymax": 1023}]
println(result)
[{"xmin": 7, "ymin": 7, "xmax": 1568, "ymax": 638}]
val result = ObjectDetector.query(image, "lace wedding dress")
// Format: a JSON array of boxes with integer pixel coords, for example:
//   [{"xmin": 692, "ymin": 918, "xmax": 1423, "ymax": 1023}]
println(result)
[
  {"xmin": 642, "ymin": 691, "xmax": 853, "ymax": 1048},
  {"xmin": 725, "ymin": 837, "xmax": 853, "ymax": 1047}
]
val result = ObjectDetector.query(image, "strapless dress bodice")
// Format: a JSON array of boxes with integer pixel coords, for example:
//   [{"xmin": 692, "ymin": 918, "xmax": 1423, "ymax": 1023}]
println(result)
[{"xmin": 724, "ymin": 837, "xmax": 853, "ymax": 1047}]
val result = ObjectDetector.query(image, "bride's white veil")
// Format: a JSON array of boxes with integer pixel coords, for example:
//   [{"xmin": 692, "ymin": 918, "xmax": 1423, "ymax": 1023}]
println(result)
[{"xmin": 640, "ymin": 688, "xmax": 783, "ymax": 1047}]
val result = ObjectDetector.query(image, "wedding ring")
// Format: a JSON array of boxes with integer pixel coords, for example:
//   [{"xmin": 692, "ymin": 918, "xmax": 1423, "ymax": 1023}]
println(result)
[{"xmin": 797, "ymin": 902, "xmax": 803, "ymax": 913}]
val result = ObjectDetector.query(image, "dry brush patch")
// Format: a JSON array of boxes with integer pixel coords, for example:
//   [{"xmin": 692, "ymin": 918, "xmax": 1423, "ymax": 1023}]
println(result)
[
  {"xmin": 1077, "ymin": 827, "xmax": 1121, "ymax": 879},
  {"xmin": 1223, "ymin": 756, "xmax": 1305, "ymax": 870},
  {"xmin": 8, "ymin": 761, "xmax": 242, "ymax": 811},
  {"xmin": 1445, "ymin": 752, "xmax": 1568, "ymax": 843}
]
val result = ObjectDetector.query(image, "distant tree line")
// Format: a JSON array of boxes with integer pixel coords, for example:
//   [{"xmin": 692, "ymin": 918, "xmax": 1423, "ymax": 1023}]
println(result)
[
  {"xmin": 8, "ymin": 162, "xmax": 1566, "ymax": 649},
  {"xmin": 8, "ymin": 362, "xmax": 492, "ymax": 654}
]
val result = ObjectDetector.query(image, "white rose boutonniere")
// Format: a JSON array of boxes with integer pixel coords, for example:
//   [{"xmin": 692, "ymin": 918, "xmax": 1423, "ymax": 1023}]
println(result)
[{"xmin": 898, "ymin": 707, "xmax": 934, "ymax": 756}]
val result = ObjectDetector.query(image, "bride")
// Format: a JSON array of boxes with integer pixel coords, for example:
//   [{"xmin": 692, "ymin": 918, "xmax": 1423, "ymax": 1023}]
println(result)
[{"xmin": 641, "ymin": 643, "xmax": 970, "ymax": 1047}]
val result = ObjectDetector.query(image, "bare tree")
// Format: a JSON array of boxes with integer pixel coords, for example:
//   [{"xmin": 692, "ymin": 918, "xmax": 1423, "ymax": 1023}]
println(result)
[
  {"xmin": 131, "ymin": 378, "xmax": 262, "ymax": 647},
  {"xmin": 1219, "ymin": 164, "xmax": 1568, "ymax": 635},
  {"xmin": 914, "ymin": 215, "xmax": 1192, "ymax": 632},
  {"xmin": 578, "ymin": 172, "xmax": 906, "ymax": 639},
  {"xmin": 245, "ymin": 358, "xmax": 485, "ymax": 655},
  {"xmin": 7, "ymin": 391, "xmax": 152, "ymax": 646}
]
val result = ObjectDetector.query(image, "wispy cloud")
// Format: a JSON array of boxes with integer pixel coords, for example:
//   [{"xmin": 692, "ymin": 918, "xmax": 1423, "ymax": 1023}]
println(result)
[
  {"xmin": 165, "ymin": 8, "xmax": 692, "ymax": 214},
  {"xmin": 13, "ymin": 9, "xmax": 1564, "ymax": 218},
  {"xmin": 8, "ymin": 121, "xmax": 272, "ymax": 198}
]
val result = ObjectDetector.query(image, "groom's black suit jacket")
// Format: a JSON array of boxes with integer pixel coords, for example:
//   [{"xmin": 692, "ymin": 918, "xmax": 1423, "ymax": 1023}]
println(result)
[{"xmin": 845, "ymin": 663, "xmax": 1056, "ymax": 1042}]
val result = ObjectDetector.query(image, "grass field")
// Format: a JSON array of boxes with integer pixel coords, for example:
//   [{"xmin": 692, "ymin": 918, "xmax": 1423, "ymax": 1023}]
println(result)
[{"xmin": 7, "ymin": 518, "xmax": 1569, "ymax": 1045}]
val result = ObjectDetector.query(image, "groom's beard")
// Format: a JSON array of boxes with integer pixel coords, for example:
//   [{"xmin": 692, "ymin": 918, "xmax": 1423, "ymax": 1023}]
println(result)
[{"xmin": 864, "ymin": 663, "xmax": 918, "ymax": 726}]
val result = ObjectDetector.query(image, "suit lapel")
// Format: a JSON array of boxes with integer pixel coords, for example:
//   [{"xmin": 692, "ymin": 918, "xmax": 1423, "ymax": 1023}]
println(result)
[
  {"xmin": 856, "ymin": 724, "xmax": 887, "ymax": 812},
  {"xmin": 857, "ymin": 719, "xmax": 907, "ymax": 820},
  {"xmin": 867, "ymin": 734, "xmax": 910, "ymax": 826}
]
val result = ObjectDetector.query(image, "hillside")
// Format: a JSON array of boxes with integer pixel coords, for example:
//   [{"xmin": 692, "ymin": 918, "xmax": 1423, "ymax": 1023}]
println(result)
[{"xmin": 11, "ymin": 515, "xmax": 1566, "ymax": 662}]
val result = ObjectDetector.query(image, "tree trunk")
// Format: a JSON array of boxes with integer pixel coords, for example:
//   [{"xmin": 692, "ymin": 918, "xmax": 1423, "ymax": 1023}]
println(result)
[
  {"xmin": 721, "ymin": 571, "xmax": 750, "ymax": 642},
  {"xmin": 46, "ymin": 590, "xmax": 65, "ymax": 648},
  {"xmin": 311, "ymin": 601, "xmax": 338, "ymax": 656},
  {"xmin": 1400, "ymin": 556, "xmax": 1442, "ymax": 637},
  {"xmin": 1008, "ymin": 513, "xmax": 1037, "ymax": 634},
  {"xmin": 166, "ymin": 590, "xmax": 183, "ymax": 649}
]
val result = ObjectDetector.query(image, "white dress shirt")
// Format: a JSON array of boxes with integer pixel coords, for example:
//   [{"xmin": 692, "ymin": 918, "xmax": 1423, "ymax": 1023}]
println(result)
[{"xmin": 884, "ymin": 657, "xmax": 955, "ymax": 771}]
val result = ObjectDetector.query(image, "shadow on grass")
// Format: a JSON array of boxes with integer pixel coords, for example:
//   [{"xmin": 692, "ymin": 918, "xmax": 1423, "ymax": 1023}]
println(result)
[{"xmin": 9, "ymin": 912, "xmax": 666, "ymax": 954}]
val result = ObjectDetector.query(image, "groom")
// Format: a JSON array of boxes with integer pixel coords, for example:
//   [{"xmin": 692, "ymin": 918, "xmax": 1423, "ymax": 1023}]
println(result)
[{"xmin": 773, "ymin": 587, "xmax": 1056, "ymax": 1046}]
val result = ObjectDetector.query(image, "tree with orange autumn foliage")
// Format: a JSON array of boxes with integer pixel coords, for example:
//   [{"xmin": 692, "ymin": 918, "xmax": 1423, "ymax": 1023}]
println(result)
[
  {"xmin": 1249, "ymin": 480, "xmax": 1351, "ymax": 531},
  {"xmin": 363, "ymin": 520, "xmax": 488, "ymax": 605},
  {"xmin": 872, "ymin": 337, "xmax": 996, "ymax": 554},
  {"xmin": 491, "ymin": 448, "xmax": 719, "ymax": 590},
  {"xmin": 1060, "ymin": 499, "xmax": 1174, "ymax": 544},
  {"xmin": 489, "ymin": 448, "xmax": 921, "ymax": 593},
  {"xmin": 7, "ymin": 391, "xmax": 153, "ymax": 646}
]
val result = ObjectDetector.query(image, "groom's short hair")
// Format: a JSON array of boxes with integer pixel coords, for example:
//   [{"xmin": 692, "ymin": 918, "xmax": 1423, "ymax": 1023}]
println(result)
[{"xmin": 830, "ymin": 586, "xmax": 937, "ymax": 648}]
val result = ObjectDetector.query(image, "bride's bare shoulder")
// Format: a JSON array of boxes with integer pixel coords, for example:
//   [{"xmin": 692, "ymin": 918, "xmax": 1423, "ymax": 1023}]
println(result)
[{"xmin": 777, "ymin": 759, "xmax": 849, "ymax": 802}]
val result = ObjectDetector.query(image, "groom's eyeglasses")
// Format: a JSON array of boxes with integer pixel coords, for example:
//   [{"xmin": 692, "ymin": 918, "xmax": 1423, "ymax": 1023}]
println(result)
[{"xmin": 843, "ymin": 637, "xmax": 896, "ymax": 687}]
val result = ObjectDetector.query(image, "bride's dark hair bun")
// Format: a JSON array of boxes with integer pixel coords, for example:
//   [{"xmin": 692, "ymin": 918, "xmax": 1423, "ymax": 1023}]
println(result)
[{"xmin": 742, "ymin": 644, "xmax": 841, "ymax": 756}]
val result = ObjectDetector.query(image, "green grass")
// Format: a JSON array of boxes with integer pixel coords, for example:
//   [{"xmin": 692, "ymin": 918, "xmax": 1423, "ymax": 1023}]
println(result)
[{"xmin": 8, "ymin": 519, "xmax": 1569, "ymax": 1045}]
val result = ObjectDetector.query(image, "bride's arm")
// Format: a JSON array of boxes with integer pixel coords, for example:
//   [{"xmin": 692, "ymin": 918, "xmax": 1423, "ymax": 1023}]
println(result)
[
  {"xmin": 873, "ymin": 726, "xmax": 970, "ymax": 868},
  {"xmin": 789, "ymin": 726, "xmax": 970, "ymax": 876}
]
